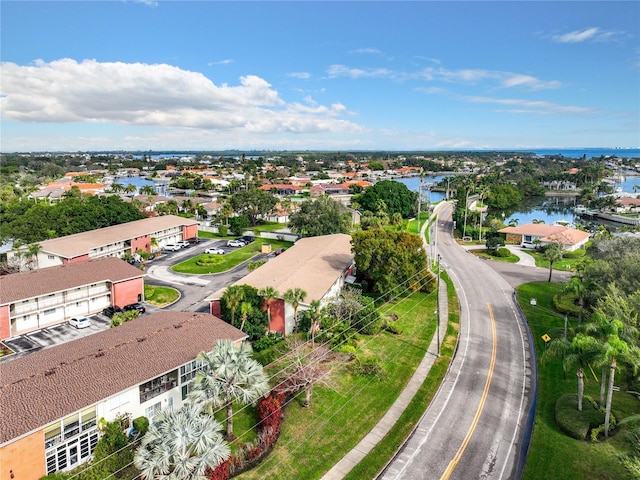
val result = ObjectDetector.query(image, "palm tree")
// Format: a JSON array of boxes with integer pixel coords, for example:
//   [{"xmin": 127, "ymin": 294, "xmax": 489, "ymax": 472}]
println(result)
[
  {"xmin": 26, "ymin": 243, "xmax": 41, "ymax": 270},
  {"xmin": 543, "ymin": 242, "xmax": 564, "ymax": 282},
  {"xmin": 139, "ymin": 185, "xmax": 156, "ymax": 196},
  {"xmin": 259, "ymin": 286, "xmax": 280, "ymax": 329},
  {"xmin": 134, "ymin": 402, "xmax": 230, "ymax": 480},
  {"xmin": 222, "ymin": 285, "xmax": 245, "ymax": 327},
  {"xmin": 239, "ymin": 301, "xmax": 253, "ymax": 332},
  {"xmin": 543, "ymin": 334, "xmax": 602, "ymax": 411},
  {"xmin": 284, "ymin": 287, "xmax": 307, "ymax": 334},
  {"xmin": 188, "ymin": 340, "xmax": 269, "ymax": 440},
  {"xmin": 110, "ymin": 182, "xmax": 124, "ymax": 193},
  {"xmin": 221, "ymin": 202, "xmax": 233, "ymax": 226},
  {"xmin": 124, "ymin": 183, "xmax": 137, "ymax": 195},
  {"xmin": 562, "ymin": 275, "xmax": 590, "ymax": 326},
  {"xmin": 308, "ymin": 300, "xmax": 322, "ymax": 347}
]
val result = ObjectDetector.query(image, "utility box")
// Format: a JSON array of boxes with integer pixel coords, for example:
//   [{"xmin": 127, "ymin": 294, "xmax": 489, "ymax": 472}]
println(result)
[{"xmin": 262, "ymin": 244, "xmax": 272, "ymax": 254}]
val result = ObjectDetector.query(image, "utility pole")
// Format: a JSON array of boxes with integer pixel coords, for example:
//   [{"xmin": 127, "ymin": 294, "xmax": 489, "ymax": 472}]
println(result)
[
  {"xmin": 436, "ymin": 253, "xmax": 441, "ymax": 357},
  {"xmin": 417, "ymin": 168, "xmax": 424, "ymax": 234}
]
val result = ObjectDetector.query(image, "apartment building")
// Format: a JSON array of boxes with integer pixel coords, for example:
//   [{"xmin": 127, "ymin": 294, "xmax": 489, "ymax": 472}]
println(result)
[
  {"xmin": 0, "ymin": 312, "xmax": 247, "ymax": 479},
  {"xmin": 0, "ymin": 257, "xmax": 145, "ymax": 339}
]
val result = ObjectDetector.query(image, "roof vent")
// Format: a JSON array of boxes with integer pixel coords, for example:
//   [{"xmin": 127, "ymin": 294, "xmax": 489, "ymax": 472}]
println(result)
[
  {"xmin": 95, "ymin": 352, "xmax": 105, "ymax": 358},
  {"xmin": 137, "ymin": 337, "xmax": 145, "ymax": 343},
  {"xmin": 44, "ymin": 369, "xmax": 56, "ymax": 376},
  {"xmin": 173, "ymin": 324, "xmax": 183, "ymax": 329}
]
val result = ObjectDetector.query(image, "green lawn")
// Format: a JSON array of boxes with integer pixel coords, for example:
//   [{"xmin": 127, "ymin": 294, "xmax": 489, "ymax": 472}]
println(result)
[
  {"xmin": 469, "ymin": 248, "xmax": 520, "ymax": 263},
  {"xmin": 171, "ymin": 239, "xmax": 293, "ymax": 275},
  {"xmin": 143, "ymin": 284, "xmax": 180, "ymax": 307},
  {"xmin": 237, "ymin": 290, "xmax": 441, "ymax": 480},
  {"xmin": 518, "ymin": 282, "xmax": 638, "ymax": 480},
  {"xmin": 527, "ymin": 251, "xmax": 584, "ymax": 272}
]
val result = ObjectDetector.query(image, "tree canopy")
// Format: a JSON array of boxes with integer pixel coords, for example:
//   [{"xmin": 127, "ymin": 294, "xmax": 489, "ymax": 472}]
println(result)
[
  {"xmin": 0, "ymin": 194, "xmax": 145, "ymax": 243},
  {"xmin": 228, "ymin": 188, "xmax": 278, "ymax": 226},
  {"xmin": 289, "ymin": 195, "xmax": 351, "ymax": 237},
  {"xmin": 351, "ymin": 228, "xmax": 432, "ymax": 298},
  {"xmin": 356, "ymin": 180, "xmax": 417, "ymax": 218}
]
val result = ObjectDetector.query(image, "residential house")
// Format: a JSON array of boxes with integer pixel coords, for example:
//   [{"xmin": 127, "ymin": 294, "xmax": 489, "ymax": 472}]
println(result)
[
  {"xmin": 208, "ymin": 234, "xmax": 355, "ymax": 335},
  {"xmin": 7, "ymin": 215, "xmax": 198, "ymax": 269},
  {"xmin": 498, "ymin": 223, "xmax": 591, "ymax": 251},
  {"xmin": 0, "ymin": 257, "xmax": 145, "ymax": 339},
  {"xmin": 0, "ymin": 312, "xmax": 246, "ymax": 478}
]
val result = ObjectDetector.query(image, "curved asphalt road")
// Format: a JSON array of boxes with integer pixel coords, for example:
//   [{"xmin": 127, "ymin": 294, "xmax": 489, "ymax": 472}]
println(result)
[{"xmin": 380, "ymin": 202, "xmax": 535, "ymax": 480}]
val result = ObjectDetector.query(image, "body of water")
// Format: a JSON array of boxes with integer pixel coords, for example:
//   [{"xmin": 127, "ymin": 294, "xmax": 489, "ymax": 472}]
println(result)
[
  {"xmin": 525, "ymin": 148, "xmax": 640, "ymax": 159},
  {"xmin": 395, "ymin": 175, "xmax": 450, "ymax": 204},
  {"xmin": 111, "ymin": 176, "xmax": 170, "ymax": 196}
]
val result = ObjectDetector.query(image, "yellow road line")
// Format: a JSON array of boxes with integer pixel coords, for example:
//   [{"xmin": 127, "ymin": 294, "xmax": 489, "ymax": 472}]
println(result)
[{"xmin": 440, "ymin": 303, "xmax": 497, "ymax": 480}]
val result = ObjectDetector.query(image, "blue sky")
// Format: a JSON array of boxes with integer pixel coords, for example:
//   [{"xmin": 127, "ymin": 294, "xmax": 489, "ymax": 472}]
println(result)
[{"xmin": 1, "ymin": 1, "xmax": 639, "ymax": 152}]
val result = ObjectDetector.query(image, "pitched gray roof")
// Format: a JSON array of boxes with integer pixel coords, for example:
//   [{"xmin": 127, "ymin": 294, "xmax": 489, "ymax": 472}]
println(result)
[
  {"xmin": 0, "ymin": 312, "xmax": 247, "ymax": 445},
  {"xmin": 0, "ymin": 257, "xmax": 146, "ymax": 305}
]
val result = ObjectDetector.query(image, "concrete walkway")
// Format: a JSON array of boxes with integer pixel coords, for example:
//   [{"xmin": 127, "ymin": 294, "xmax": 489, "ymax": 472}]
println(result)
[
  {"xmin": 321, "ymin": 208, "xmax": 448, "ymax": 480},
  {"xmin": 461, "ymin": 243, "xmax": 537, "ymax": 267}
]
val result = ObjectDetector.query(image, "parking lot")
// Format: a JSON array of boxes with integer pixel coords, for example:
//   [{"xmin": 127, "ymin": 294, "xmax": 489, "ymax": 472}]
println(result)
[{"xmin": 2, "ymin": 314, "xmax": 111, "ymax": 357}]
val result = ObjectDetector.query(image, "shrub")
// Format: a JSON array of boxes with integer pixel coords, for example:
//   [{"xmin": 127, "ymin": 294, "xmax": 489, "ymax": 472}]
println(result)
[
  {"xmin": 218, "ymin": 224, "xmax": 228, "ymax": 237},
  {"xmin": 495, "ymin": 247, "xmax": 512, "ymax": 257},
  {"xmin": 208, "ymin": 460, "xmax": 230, "ymax": 480},
  {"xmin": 350, "ymin": 354, "xmax": 386, "ymax": 379},
  {"xmin": 333, "ymin": 344, "xmax": 357, "ymax": 359},
  {"xmin": 563, "ymin": 249, "xmax": 586, "ymax": 259},
  {"xmin": 132, "ymin": 416, "xmax": 149, "ymax": 437},
  {"xmin": 555, "ymin": 394, "xmax": 605, "ymax": 440},
  {"xmin": 252, "ymin": 332, "xmax": 284, "ymax": 352}
]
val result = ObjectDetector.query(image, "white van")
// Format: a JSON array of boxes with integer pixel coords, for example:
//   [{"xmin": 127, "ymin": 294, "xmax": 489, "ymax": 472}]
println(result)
[{"xmin": 69, "ymin": 317, "xmax": 91, "ymax": 329}]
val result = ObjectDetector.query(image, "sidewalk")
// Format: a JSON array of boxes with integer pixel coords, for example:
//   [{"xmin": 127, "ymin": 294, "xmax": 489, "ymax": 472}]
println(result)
[{"xmin": 320, "ymin": 207, "xmax": 448, "ymax": 480}]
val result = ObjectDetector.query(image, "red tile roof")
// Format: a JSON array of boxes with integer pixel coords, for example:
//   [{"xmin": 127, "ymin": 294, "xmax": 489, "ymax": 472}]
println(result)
[
  {"xmin": 0, "ymin": 312, "xmax": 247, "ymax": 444},
  {"xmin": 498, "ymin": 223, "xmax": 591, "ymax": 246},
  {"xmin": 0, "ymin": 257, "xmax": 146, "ymax": 305}
]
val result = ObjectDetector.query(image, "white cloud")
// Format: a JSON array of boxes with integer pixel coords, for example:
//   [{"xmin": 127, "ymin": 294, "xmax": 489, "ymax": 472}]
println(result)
[
  {"xmin": 327, "ymin": 64, "xmax": 397, "ymax": 79},
  {"xmin": 329, "ymin": 64, "xmax": 561, "ymax": 90},
  {"xmin": 0, "ymin": 59, "xmax": 362, "ymax": 134},
  {"xmin": 288, "ymin": 72, "xmax": 311, "ymax": 79},
  {"xmin": 209, "ymin": 59, "xmax": 234, "ymax": 65},
  {"xmin": 551, "ymin": 27, "xmax": 623, "ymax": 43},
  {"xmin": 462, "ymin": 95, "xmax": 598, "ymax": 115},
  {"xmin": 350, "ymin": 48, "xmax": 382, "ymax": 55}
]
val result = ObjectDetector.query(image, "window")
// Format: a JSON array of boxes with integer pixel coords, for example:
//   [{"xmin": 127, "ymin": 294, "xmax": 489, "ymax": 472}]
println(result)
[
  {"xmin": 108, "ymin": 392, "xmax": 129, "ymax": 411},
  {"xmin": 145, "ymin": 402, "xmax": 162, "ymax": 423},
  {"xmin": 48, "ymin": 255, "xmax": 55, "ymax": 260},
  {"xmin": 44, "ymin": 308, "xmax": 56, "ymax": 315},
  {"xmin": 180, "ymin": 359, "xmax": 206, "ymax": 384},
  {"xmin": 139, "ymin": 369, "xmax": 178, "ymax": 403}
]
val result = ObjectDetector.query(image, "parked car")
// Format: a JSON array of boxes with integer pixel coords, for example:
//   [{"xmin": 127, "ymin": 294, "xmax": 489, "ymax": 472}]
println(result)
[
  {"xmin": 205, "ymin": 247, "xmax": 225, "ymax": 255},
  {"xmin": 274, "ymin": 248, "xmax": 286, "ymax": 256},
  {"xmin": 227, "ymin": 239, "xmax": 245, "ymax": 247},
  {"xmin": 123, "ymin": 303, "xmax": 146, "ymax": 314},
  {"xmin": 69, "ymin": 316, "xmax": 91, "ymax": 329},
  {"xmin": 102, "ymin": 306, "xmax": 123, "ymax": 318},
  {"xmin": 163, "ymin": 244, "xmax": 181, "ymax": 252},
  {"xmin": 177, "ymin": 241, "xmax": 190, "ymax": 248},
  {"xmin": 187, "ymin": 237, "xmax": 200, "ymax": 245},
  {"xmin": 242, "ymin": 235, "xmax": 255, "ymax": 244}
]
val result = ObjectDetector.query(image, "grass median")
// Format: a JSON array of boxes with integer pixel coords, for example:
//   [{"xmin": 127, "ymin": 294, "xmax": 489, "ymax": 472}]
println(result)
[{"xmin": 171, "ymin": 239, "xmax": 293, "ymax": 275}]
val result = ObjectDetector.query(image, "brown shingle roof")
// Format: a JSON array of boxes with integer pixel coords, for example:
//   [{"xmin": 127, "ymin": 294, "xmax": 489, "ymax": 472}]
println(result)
[
  {"xmin": 0, "ymin": 257, "xmax": 146, "ymax": 305},
  {"xmin": 208, "ymin": 234, "xmax": 353, "ymax": 302},
  {"xmin": 0, "ymin": 312, "xmax": 246, "ymax": 444},
  {"xmin": 35, "ymin": 215, "xmax": 197, "ymax": 259}
]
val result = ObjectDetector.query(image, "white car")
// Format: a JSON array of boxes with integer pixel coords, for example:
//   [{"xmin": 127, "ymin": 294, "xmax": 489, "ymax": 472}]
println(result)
[
  {"xmin": 163, "ymin": 244, "xmax": 181, "ymax": 252},
  {"xmin": 176, "ymin": 241, "xmax": 190, "ymax": 248},
  {"xmin": 205, "ymin": 247, "xmax": 224, "ymax": 255},
  {"xmin": 69, "ymin": 317, "xmax": 91, "ymax": 329},
  {"xmin": 227, "ymin": 239, "xmax": 245, "ymax": 247}
]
